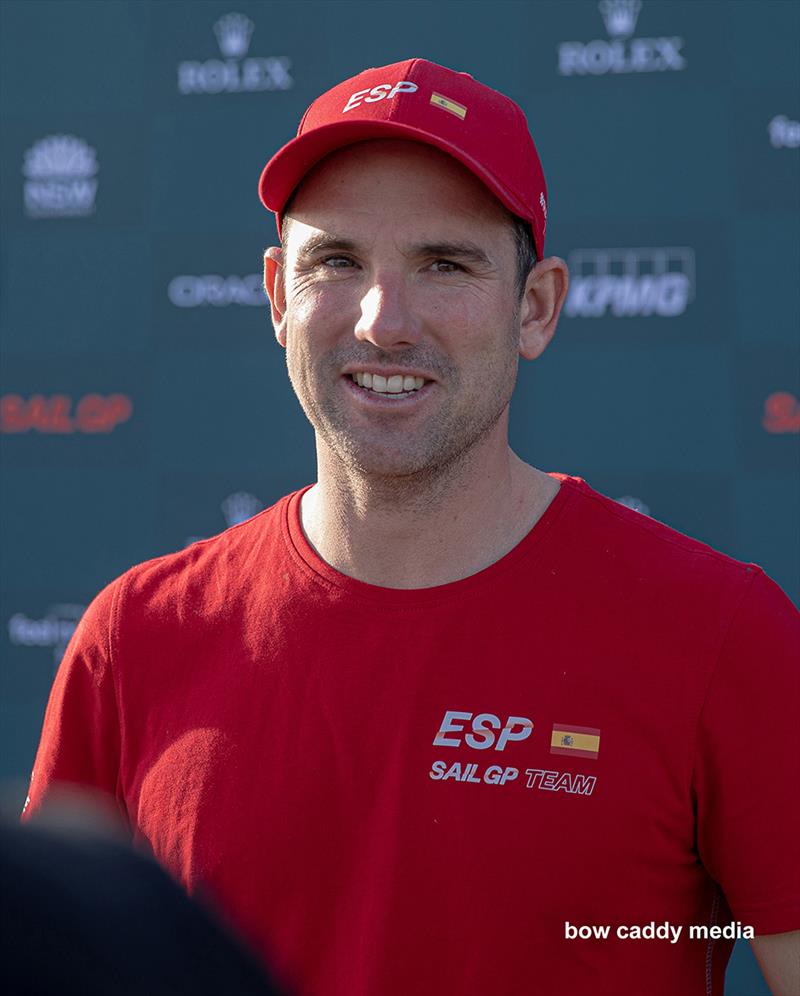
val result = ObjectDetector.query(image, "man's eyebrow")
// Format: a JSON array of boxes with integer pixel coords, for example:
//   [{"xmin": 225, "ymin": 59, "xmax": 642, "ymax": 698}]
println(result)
[
  {"xmin": 294, "ymin": 235, "xmax": 360, "ymax": 258},
  {"xmin": 294, "ymin": 234, "xmax": 495, "ymax": 266},
  {"xmin": 411, "ymin": 242, "xmax": 494, "ymax": 266}
]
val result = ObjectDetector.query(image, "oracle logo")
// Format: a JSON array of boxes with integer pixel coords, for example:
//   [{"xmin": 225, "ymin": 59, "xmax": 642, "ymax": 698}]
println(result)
[
  {"xmin": 167, "ymin": 274, "xmax": 264, "ymax": 308},
  {"xmin": 762, "ymin": 392, "xmax": 800, "ymax": 434},
  {"xmin": 1, "ymin": 394, "xmax": 133, "ymax": 434}
]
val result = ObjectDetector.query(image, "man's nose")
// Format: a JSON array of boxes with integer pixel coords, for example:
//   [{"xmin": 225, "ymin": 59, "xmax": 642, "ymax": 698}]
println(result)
[{"xmin": 354, "ymin": 274, "xmax": 421, "ymax": 349}]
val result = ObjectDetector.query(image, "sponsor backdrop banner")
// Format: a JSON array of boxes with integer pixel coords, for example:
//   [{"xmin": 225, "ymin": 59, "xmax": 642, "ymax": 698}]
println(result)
[{"xmin": 1, "ymin": 3, "xmax": 797, "ymax": 991}]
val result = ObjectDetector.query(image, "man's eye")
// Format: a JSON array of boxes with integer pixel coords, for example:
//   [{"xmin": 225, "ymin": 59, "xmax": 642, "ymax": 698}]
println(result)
[
  {"xmin": 320, "ymin": 256, "xmax": 355, "ymax": 269},
  {"xmin": 432, "ymin": 259, "xmax": 462, "ymax": 272}
]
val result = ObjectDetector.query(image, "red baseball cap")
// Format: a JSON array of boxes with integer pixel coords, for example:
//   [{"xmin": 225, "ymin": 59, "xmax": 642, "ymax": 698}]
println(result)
[{"xmin": 258, "ymin": 58, "xmax": 548, "ymax": 260}]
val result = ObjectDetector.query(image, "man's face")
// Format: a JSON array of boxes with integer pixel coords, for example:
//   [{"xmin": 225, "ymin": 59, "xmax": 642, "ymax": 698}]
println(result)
[{"xmin": 271, "ymin": 138, "xmax": 525, "ymax": 481}]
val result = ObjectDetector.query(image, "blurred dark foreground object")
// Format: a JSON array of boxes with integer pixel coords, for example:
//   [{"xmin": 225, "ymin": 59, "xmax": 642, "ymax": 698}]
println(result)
[{"xmin": 1, "ymin": 815, "xmax": 284, "ymax": 996}]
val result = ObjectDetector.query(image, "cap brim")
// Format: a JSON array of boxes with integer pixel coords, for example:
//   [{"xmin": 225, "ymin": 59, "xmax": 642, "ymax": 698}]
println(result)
[{"xmin": 259, "ymin": 119, "xmax": 539, "ymax": 248}]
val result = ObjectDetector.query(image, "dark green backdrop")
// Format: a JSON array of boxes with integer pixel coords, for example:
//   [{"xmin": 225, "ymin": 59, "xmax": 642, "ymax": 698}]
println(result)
[{"xmin": 1, "ymin": 3, "xmax": 798, "ymax": 993}]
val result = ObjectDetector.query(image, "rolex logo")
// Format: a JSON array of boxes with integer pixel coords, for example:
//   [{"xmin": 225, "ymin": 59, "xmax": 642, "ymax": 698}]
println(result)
[
  {"xmin": 221, "ymin": 491, "xmax": 263, "ymax": 527},
  {"xmin": 178, "ymin": 11, "xmax": 292, "ymax": 95},
  {"xmin": 213, "ymin": 12, "xmax": 254, "ymax": 58},
  {"xmin": 559, "ymin": 0, "xmax": 684, "ymax": 76},
  {"xmin": 598, "ymin": 0, "xmax": 642, "ymax": 39}
]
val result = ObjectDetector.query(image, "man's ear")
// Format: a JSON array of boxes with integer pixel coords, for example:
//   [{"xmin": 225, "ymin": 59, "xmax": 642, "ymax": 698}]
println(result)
[
  {"xmin": 263, "ymin": 246, "xmax": 287, "ymax": 347},
  {"xmin": 518, "ymin": 257, "xmax": 570, "ymax": 361}
]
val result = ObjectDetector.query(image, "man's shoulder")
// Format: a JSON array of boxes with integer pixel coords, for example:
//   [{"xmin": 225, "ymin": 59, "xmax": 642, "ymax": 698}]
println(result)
[
  {"xmin": 98, "ymin": 489, "xmax": 298, "ymax": 616},
  {"xmin": 558, "ymin": 474, "xmax": 762, "ymax": 595}
]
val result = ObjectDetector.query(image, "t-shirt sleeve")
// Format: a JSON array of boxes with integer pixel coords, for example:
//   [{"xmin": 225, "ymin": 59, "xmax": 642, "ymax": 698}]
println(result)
[
  {"xmin": 693, "ymin": 566, "xmax": 800, "ymax": 935},
  {"xmin": 21, "ymin": 574, "xmax": 127, "ymax": 825}
]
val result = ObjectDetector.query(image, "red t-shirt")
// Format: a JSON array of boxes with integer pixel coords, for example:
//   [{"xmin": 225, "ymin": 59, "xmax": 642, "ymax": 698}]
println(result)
[{"xmin": 23, "ymin": 474, "xmax": 800, "ymax": 996}]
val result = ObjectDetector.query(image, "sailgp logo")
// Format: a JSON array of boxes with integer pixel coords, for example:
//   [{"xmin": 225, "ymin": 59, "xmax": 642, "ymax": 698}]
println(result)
[
  {"xmin": 558, "ymin": 1, "xmax": 686, "ymax": 76},
  {"xmin": 564, "ymin": 247, "xmax": 695, "ymax": 318}
]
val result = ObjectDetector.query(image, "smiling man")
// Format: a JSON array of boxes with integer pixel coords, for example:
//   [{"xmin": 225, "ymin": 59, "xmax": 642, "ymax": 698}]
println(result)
[
  {"xmin": 262, "ymin": 135, "xmax": 564, "ymax": 589},
  {"xmin": 24, "ymin": 60, "xmax": 799, "ymax": 996}
]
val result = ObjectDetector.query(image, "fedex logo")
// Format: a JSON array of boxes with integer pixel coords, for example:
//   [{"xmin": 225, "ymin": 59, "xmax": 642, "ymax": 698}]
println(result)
[
  {"xmin": 433, "ymin": 710, "xmax": 534, "ymax": 751},
  {"xmin": 343, "ymin": 80, "xmax": 418, "ymax": 113}
]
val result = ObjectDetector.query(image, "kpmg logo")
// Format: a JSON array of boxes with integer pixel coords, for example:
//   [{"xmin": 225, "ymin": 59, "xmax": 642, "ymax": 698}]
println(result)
[
  {"xmin": 7, "ymin": 603, "xmax": 85, "ymax": 666},
  {"xmin": 564, "ymin": 247, "xmax": 695, "ymax": 319},
  {"xmin": 178, "ymin": 12, "xmax": 293, "ymax": 95},
  {"xmin": 558, "ymin": 1, "xmax": 686, "ymax": 76},
  {"xmin": 768, "ymin": 115, "xmax": 800, "ymax": 149},
  {"xmin": 168, "ymin": 274, "xmax": 264, "ymax": 308},
  {"xmin": 23, "ymin": 135, "xmax": 98, "ymax": 218}
]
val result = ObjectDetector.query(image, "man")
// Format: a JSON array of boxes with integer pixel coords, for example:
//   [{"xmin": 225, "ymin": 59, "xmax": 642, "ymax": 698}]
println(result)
[{"xmin": 24, "ymin": 59, "xmax": 799, "ymax": 996}]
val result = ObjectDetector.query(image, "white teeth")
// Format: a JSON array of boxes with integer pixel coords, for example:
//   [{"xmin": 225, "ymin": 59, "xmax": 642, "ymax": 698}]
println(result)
[{"xmin": 350, "ymin": 372, "xmax": 427, "ymax": 394}]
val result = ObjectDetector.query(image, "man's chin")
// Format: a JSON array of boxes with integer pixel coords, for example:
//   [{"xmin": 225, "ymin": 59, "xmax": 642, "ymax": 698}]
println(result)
[{"xmin": 328, "ymin": 436, "xmax": 448, "ymax": 482}]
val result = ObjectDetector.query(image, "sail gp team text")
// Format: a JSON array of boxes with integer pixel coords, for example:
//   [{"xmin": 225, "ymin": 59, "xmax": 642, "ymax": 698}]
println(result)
[
  {"xmin": 429, "ymin": 710, "xmax": 598, "ymax": 796},
  {"xmin": 429, "ymin": 762, "xmax": 597, "ymax": 796}
]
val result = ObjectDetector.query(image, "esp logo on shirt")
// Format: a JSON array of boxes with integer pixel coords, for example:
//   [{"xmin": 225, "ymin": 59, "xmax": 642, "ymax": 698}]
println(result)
[
  {"xmin": 433, "ymin": 710, "xmax": 534, "ymax": 751},
  {"xmin": 343, "ymin": 81, "xmax": 418, "ymax": 113}
]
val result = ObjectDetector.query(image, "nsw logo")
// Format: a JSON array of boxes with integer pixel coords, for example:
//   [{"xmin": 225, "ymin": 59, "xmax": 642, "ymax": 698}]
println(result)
[
  {"xmin": 564, "ymin": 247, "xmax": 695, "ymax": 319},
  {"xmin": 23, "ymin": 135, "xmax": 98, "ymax": 219}
]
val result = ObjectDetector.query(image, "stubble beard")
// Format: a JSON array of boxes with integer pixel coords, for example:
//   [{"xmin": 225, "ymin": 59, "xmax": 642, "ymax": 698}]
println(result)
[{"xmin": 285, "ymin": 316, "xmax": 520, "ymax": 501}]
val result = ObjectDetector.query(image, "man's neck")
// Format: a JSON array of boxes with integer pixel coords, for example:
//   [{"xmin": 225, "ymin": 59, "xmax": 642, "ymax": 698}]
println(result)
[{"xmin": 299, "ymin": 438, "xmax": 561, "ymax": 589}]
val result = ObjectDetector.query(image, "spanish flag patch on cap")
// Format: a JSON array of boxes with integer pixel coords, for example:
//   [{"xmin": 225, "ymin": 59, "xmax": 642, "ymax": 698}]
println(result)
[
  {"xmin": 550, "ymin": 724, "xmax": 601, "ymax": 760},
  {"xmin": 430, "ymin": 92, "xmax": 467, "ymax": 120}
]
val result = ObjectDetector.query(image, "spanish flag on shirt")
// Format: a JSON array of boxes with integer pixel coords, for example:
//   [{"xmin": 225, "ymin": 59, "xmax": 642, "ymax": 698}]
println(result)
[{"xmin": 550, "ymin": 723, "xmax": 601, "ymax": 760}]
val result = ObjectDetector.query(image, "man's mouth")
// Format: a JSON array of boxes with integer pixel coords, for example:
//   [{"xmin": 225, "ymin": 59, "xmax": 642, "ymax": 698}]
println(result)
[{"xmin": 348, "ymin": 371, "xmax": 431, "ymax": 399}]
